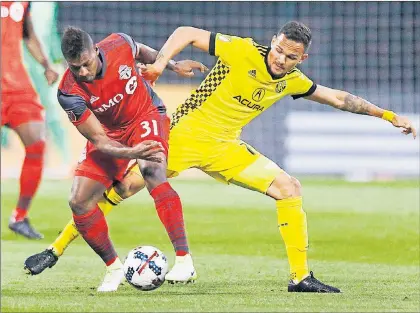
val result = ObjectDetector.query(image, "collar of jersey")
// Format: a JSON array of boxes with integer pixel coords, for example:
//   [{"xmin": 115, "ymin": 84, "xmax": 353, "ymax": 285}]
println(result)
[{"xmin": 94, "ymin": 48, "xmax": 107, "ymax": 80}]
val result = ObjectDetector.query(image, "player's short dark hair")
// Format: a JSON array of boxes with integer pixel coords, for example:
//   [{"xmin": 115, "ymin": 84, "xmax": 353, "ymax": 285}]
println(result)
[
  {"xmin": 61, "ymin": 26, "xmax": 94, "ymax": 60},
  {"xmin": 277, "ymin": 21, "xmax": 312, "ymax": 52}
]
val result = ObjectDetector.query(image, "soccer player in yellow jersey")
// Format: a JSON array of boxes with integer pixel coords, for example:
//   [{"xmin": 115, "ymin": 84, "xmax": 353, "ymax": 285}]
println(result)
[{"xmin": 25, "ymin": 21, "xmax": 416, "ymax": 292}]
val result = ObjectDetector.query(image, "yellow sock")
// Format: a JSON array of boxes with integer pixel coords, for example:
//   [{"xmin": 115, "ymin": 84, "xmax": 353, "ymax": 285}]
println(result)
[
  {"xmin": 49, "ymin": 220, "xmax": 79, "ymax": 257},
  {"xmin": 276, "ymin": 196, "xmax": 309, "ymax": 283},
  {"xmin": 102, "ymin": 186, "xmax": 124, "ymax": 210},
  {"xmin": 50, "ymin": 187, "xmax": 122, "ymax": 256}
]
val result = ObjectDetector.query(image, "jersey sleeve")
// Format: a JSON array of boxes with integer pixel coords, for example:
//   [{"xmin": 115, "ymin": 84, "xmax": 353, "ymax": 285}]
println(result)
[
  {"xmin": 209, "ymin": 32, "xmax": 249, "ymax": 66},
  {"xmin": 117, "ymin": 33, "xmax": 137, "ymax": 58},
  {"xmin": 289, "ymin": 72, "xmax": 317, "ymax": 100},
  {"xmin": 57, "ymin": 90, "xmax": 92, "ymax": 126}
]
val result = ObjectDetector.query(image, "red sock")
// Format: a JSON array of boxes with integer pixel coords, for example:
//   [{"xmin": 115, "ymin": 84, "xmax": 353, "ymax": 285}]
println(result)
[
  {"xmin": 150, "ymin": 182, "xmax": 189, "ymax": 256},
  {"xmin": 73, "ymin": 205, "xmax": 118, "ymax": 265},
  {"xmin": 12, "ymin": 141, "xmax": 45, "ymax": 222}
]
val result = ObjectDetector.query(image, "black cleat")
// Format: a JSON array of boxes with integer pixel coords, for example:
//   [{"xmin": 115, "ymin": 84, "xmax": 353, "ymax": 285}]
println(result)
[
  {"xmin": 24, "ymin": 249, "xmax": 58, "ymax": 275},
  {"xmin": 288, "ymin": 271, "xmax": 341, "ymax": 293},
  {"xmin": 9, "ymin": 217, "xmax": 44, "ymax": 239}
]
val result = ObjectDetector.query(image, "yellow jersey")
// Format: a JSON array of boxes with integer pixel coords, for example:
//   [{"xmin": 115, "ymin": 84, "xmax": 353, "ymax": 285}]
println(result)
[{"xmin": 170, "ymin": 32, "xmax": 316, "ymax": 141}]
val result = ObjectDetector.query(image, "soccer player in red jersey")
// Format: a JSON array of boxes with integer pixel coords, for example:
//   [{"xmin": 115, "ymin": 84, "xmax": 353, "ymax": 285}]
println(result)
[
  {"xmin": 1, "ymin": 2, "xmax": 59, "ymax": 239},
  {"xmin": 56, "ymin": 26, "xmax": 207, "ymax": 292}
]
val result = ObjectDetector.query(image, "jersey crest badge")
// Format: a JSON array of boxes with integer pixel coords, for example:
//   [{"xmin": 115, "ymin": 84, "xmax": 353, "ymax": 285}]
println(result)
[
  {"xmin": 275, "ymin": 81, "xmax": 286, "ymax": 93},
  {"xmin": 119, "ymin": 65, "xmax": 132, "ymax": 80}
]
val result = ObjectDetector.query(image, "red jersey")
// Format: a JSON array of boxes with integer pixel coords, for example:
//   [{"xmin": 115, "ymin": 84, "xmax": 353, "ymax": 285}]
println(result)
[
  {"xmin": 1, "ymin": 1, "xmax": 35, "ymax": 94},
  {"xmin": 58, "ymin": 33, "xmax": 165, "ymax": 142}
]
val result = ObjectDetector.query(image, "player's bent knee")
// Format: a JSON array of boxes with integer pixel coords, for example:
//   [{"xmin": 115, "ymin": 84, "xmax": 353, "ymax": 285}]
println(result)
[
  {"xmin": 290, "ymin": 176, "xmax": 302, "ymax": 196},
  {"xmin": 68, "ymin": 196, "xmax": 92, "ymax": 216},
  {"xmin": 140, "ymin": 161, "xmax": 166, "ymax": 182},
  {"xmin": 114, "ymin": 172, "xmax": 145, "ymax": 199},
  {"xmin": 141, "ymin": 164, "xmax": 160, "ymax": 179},
  {"xmin": 268, "ymin": 173, "xmax": 300, "ymax": 200}
]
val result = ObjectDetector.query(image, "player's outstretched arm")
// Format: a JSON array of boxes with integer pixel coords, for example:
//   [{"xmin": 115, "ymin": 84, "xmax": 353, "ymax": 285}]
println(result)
[
  {"xmin": 136, "ymin": 42, "xmax": 208, "ymax": 79},
  {"xmin": 76, "ymin": 114, "xmax": 165, "ymax": 161},
  {"xmin": 305, "ymin": 84, "xmax": 417, "ymax": 139},
  {"xmin": 23, "ymin": 14, "xmax": 59, "ymax": 85},
  {"xmin": 141, "ymin": 27, "xmax": 211, "ymax": 82}
]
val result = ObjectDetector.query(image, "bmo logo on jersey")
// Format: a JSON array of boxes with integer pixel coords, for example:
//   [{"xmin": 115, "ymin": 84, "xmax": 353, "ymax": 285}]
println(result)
[{"xmin": 93, "ymin": 76, "xmax": 138, "ymax": 113}]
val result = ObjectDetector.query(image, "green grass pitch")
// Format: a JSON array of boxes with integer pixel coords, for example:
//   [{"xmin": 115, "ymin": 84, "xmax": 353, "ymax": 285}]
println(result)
[{"xmin": 1, "ymin": 178, "xmax": 419, "ymax": 312}]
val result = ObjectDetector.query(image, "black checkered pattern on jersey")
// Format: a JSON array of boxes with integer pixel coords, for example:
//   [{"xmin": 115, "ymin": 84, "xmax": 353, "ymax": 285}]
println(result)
[{"xmin": 170, "ymin": 59, "xmax": 230, "ymax": 129}]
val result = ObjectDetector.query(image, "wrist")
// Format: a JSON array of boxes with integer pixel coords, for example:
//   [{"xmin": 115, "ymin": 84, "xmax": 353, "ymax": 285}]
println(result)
[
  {"xmin": 155, "ymin": 59, "xmax": 167, "ymax": 71},
  {"xmin": 41, "ymin": 59, "xmax": 49, "ymax": 69},
  {"xmin": 382, "ymin": 110, "xmax": 396, "ymax": 122},
  {"xmin": 167, "ymin": 60, "xmax": 177, "ymax": 71}
]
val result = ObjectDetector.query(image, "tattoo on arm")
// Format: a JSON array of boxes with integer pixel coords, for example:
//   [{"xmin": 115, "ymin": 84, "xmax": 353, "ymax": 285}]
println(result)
[
  {"xmin": 136, "ymin": 45, "xmax": 177, "ymax": 71},
  {"xmin": 156, "ymin": 51, "xmax": 164, "ymax": 62},
  {"xmin": 156, "ymin": 50, "xmax": 177, "ymax": 70},
  {"xmin": 342, "ymin": 94, "xmax": 371, "ymax": 115}
]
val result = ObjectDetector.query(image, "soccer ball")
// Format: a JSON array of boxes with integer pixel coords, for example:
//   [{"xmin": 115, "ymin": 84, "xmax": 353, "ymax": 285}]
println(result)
[{"xmin": 123, "ymin": 245, "xmax": 169, "ymax": 291}]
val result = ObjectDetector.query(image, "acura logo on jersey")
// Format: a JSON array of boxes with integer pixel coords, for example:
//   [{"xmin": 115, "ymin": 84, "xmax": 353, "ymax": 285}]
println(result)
[
  {"xmin": 93, "ymin": 76, "xmax": 138, "ymax": 113},
  {"xmin": 252, "ymin": 88, "xmax": 265, "ymax": 102},
  {"xmin": 233, "ymin": 95, "xmax": 264, "ymax": 112},
  {"xmin": 275, "ymin": 81, "xmax": 286, "ymax": 93},
  {"xmin": 119, "ymin": 65, "xmax": 132, "ymax": 80}
]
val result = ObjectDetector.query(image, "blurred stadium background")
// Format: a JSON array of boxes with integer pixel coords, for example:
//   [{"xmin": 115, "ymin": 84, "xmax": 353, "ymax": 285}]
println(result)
[{"xmin": 1, "ymin": 1, "xmax": 419, "ymax": 179}]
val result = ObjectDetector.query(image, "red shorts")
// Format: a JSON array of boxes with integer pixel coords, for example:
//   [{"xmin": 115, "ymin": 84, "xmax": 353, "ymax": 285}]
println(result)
[
  {"xmin": 1, "ymin": 92, "xmax": 44, "ymax": 129},
  {"xmin": 75, "ymin": 113, "xmax": 170, "ymax": 187}
]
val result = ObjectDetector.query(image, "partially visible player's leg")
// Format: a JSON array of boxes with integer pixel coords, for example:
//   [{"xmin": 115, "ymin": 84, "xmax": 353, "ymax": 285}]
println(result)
[
  {"xmin": 266, "ymin": 170, "xmax": 340, "ymax": 292},
  {"xmin": 52, "ymin": 169, "xmax": 145, "ymax": 256},
  {"xmin": 135, "ymin": 114, "xmax": 194, "ymax": 283},
  {"xmin": 138, "ymin": 155, "xmax": 195, "ymax": 283},
  {"xmin": 208, "ymin": 140, "xmax": 340, "ymax": 293},
  {"xmin": 69, "ymin": 142, "xmax": 132, "ymax": 291},
  {"xmin": 24, "ymin": 166, "xmax": 146, "ymax": 276},
  {"xmin": 69, "ymin": 175, "xmax": 126, "ymax": 292},
  {"xmin": 6, "ymin": 95, "xmax": 46, "ymax": 239}
]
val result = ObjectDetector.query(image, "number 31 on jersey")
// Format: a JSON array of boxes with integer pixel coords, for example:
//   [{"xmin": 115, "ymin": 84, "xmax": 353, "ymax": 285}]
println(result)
[{"xmin": 140, "ymin": 120, "xmax": 158, "ymax": 138}]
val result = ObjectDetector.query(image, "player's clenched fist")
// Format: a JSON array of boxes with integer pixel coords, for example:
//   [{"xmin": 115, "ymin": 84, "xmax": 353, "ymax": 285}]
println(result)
[
  {"xmin": 137, "ymin": 63, "xmax": 165, "ymax": 86},
  {"xmin": 129, "ymin": 140, "xmax": 165, "ymax": 162}
]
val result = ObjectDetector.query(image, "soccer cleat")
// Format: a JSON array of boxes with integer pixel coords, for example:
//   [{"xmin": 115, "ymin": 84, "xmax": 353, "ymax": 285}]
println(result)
[
  {"xmin": 165, "ymin": 254, "xmax": 197, "ymax": 284},
  {"xmin": 97, "ymin": 259, "xmax": 125, "ymax": 292},
  {"xmin": 288, "ymin": 271, "xmax": 341, "ymax": 293},
  {"xmin": 24, "ymin": 249, "xmax": 58, "ymax": 275},
  {"xmin": 9, "ymin": 217, "xmax": 44, "ymax": 239}
]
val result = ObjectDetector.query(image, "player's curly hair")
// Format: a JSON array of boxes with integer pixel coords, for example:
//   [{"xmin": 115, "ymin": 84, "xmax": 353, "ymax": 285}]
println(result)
[
  {"xmin": 278, "ymin": 21, "xmax": 312, "ymax": 52},
  {"xmin": 61, "ymin": 26, "xmax": 93, "ymax": 60}
]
